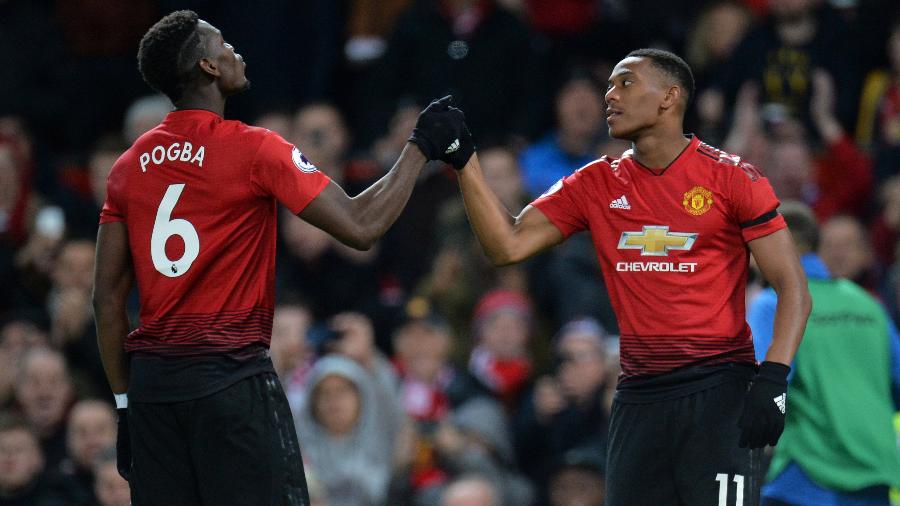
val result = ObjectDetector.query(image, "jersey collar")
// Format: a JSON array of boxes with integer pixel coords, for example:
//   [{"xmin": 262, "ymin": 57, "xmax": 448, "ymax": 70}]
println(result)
[
  {"xmin": 630, "ymin": 135, "xmax": 699, "ymax": 176},
  {"xmin": 164, "ymin": 109, "xmax": 224, "ymax": 123}
]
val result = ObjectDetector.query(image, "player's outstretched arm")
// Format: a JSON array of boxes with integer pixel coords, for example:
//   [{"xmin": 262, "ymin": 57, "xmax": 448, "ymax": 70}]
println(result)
[
  {"xmin": 92, "ymin": 222, "xmax": 134, "ymax": 395},
  {"xmin": 299, "ymin": 143, "xmax": 426, "ymax": 250},
  {"xmin": 300, "ymin": 96, "xmax": 463, "ymax": 250},
  {"xmin": 748, "ymin": 228, "xmax": 811, "ymax": 366},
  {"xmin": 458, "ymin": 155, "xmax": 564, "ymax": 265}
]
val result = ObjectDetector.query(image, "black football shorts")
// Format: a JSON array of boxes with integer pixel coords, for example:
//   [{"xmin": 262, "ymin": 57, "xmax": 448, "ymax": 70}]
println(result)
[
  {"xmin": 606, "ymin": 378, "xmax": 763, "ymax": 506},
  {"xmin": 129, "ymin": 372, "xmax": 310, "ymax": 505}
]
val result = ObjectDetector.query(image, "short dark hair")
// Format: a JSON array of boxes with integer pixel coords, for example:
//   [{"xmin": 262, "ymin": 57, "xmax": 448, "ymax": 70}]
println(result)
[
  {"xmin": 627, "ymin": 48, "xmax": 695, "ymax": 105},
  {"xmin": 779, "ymin": 200, "xmax": 819, "ymax": 253},
  {"xmin": 137, "ymin": 10, "xmax": 204, "ymax": 102}
]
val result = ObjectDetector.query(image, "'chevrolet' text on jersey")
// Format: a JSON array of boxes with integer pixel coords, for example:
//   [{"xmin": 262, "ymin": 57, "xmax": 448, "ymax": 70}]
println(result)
[
  {"xmin": 101, "ymin": 109, "xmax": 330, "ymax": 358},
  {"xmin": 532, "ymin": 136, "xmax": 785, "ymax": 379}
]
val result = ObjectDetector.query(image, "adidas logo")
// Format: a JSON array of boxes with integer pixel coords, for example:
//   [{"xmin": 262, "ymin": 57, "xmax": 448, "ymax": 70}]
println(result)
[
  {"xmin": 773, "ymin": 393, "xmax": 786, "ymax": 414},
  {"xmin": 609, "ymin": 195, "xmax": 631, "ymax": 210},
  {"xmin": 445, "ymin": 139, "xmax": 460, "ymax": 154}
]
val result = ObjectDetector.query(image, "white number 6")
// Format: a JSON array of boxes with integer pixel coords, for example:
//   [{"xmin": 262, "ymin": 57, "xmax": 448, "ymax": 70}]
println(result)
[{"xmin": 151, "ymin": 184, "xmax": 199, "ymax": 277}]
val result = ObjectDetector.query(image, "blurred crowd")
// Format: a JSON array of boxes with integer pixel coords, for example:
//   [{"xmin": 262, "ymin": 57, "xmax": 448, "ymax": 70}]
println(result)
[{"xmin": 2, "ymin": 0, "xmax": 900, "ymax": 504}]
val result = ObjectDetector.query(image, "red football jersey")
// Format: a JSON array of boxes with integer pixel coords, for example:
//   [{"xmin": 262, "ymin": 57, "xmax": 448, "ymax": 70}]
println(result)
[
  {"xmin": 532, "ymin": 136, "xmax": 785, "ymax": 379},
  {"xmin": 100, "ymin": 109, "xmax": 330, "ymax": 357}
]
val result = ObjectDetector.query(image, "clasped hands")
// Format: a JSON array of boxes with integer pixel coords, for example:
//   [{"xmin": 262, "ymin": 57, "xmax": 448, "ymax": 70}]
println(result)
[{"xmin": 408, "ymin": 95, "xmax": 475, "ymax": 170}]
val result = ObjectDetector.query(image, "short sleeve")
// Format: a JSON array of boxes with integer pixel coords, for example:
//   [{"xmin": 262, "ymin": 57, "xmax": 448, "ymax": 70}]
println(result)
[
  {"xmin": 730, "ymin": 161, "xmax": 786, "ymax": 242},
  {"xmin": 250, "ymin": 132, "xmax": 331, "ymax": 214},
  {"xmin": 99, "ymin": 165, "xmax": 126, "ymax": 224},
  {"xmin": 529, "ymin": 165, "xmax": 592, "ymax": 238}
]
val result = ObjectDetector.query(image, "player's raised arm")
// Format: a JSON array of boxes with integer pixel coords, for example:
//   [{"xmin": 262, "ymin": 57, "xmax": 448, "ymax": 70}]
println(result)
[
  {"xmin": 457, "ymin": 155, "xmax": 564, "ymax": 265},
  {"xmin": 299, "ymin": 96, "xmax": 462, "ymax": 250}
]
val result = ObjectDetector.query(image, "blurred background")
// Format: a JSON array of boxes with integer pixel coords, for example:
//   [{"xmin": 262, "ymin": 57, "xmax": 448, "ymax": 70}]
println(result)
[{"xmin": 1, "ymin": 0, "xmax": 899, "ymax": 505}]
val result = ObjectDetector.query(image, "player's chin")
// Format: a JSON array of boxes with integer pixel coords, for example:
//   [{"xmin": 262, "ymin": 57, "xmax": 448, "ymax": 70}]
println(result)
[{"xmin": 607, "ymin": 123, "xmax": 633, "ymax": 141}]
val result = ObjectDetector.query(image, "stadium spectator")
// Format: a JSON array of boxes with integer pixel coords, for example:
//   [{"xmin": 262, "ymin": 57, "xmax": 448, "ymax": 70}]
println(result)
[
  {"xmin": 547, "ymin": 448, "xmax": 606, "ymax": 506},
  {"xmin": 819, "ymin": 214, "xmax": 877, "ymax": 291},
  {"xmin": 91, "ymin": 447, "xmax": 130, "ymax": 506},
  {"xmin": 296, "ymin": 355, "xmax": 405, "ymax": 506},
  {"xmin": 0, "ymin": 413, "xmax": 78, "ymax": 506},
  {"xmin": 48, "ymin": 239, "xmax": 106, "ymax": 396},
  {"xmin": 12, "ymin": 205, "xmax": 67, "ymax": 316},
  {"xmin": 276, "ymin": 206, "xmax": 380, "ymax": 319},
  {"xmin": 728, "ymin": 69, "xmax": 874, "ymax": 222},
  {"xmin": 363, "ymin": 0, "xmax": 545, "ymax": 145},
  {"xmin": 344, "ymin": 0, "xmax": 413, "ymax": 65},
  {"xmin": 536, "ymin": 231, "xmax": 620, "ymax": 334},
  {"xmin": 59, "ymin": 400, "xmax": 116, "ymax": 501},
  {"xmin": 416, "ymin": 146, "xmax": 530, "ymax": 336},
  {"xmin": 0, "ymin": 129, "xmax": 37, "ymax": 314},
  {"xmin": 252, "ymin": 108, "xmax": 293, "ymax": 139},
  {"xmin": 291, "ymin": 102, "xmax": 381, "ymax": 194},
  {"xmin": 121, "ymin": 95, "xmax": 172, "ymax": 144},
  {"xmin": 748, "ymin": 201, "xmax": 900, "ymax": 506},
  {"xmin": 519, "ymin": 72, "xmax": 605, "ymax": 197},
  {"xmin": 376, "ymin": 128, "xmax": 460, "ymax": 301},
  {"xmin": 326, "ymin": 312, "xmax": 405, "ymax": 429},
  {"xmin": 371, "ymin": 101, "xmax": 421, "ymax": 171},
  {"xmin": 0, "ymin": 132, "xmax": 34, "ymax": 248},
  {"xmin": 425, "ymin": 396, "xmax": 535, "ymax": 505},
  {"xmin": 687, "ymin": 1, "xmax": 755, "ymax": 142},
  {"xmin": 700, "ymin": 0, "xmax": 859, "ymax": 136},
  {"xmin": 855, "ymin": 15, "xmax": 900, "ymax": 183},
  {"xmin": 685, "ymin": 1, "xmax": 755, "ymax": 88},
  {"xmin": 13, "ymin": 347, "xmax": 74, "ymax": 471},
  {"xmin": 270, "ymin": 297, "xmax": 315, "ymax": 417},
  {"xmin": 389, "ymin": 301, "xmax": 487, "ymax": 498},
  {"xmin": 870, "ymin": 176, "xmax": 900, "ymax": 268},
  {"xmin": 468, "ymin": 289, "xmax": 534, "ymax": 411},
  {"xmin": 61, "ymin": 135, "xmax": 129, "ymax": 237},
  {"xmin": 393, "ymin": 303, "xmax": 483, "ymax": 422},
  {"xmin": 514, "ymin": 318, "xmax": 610, "ymax": 495},
  {"xmin": 0, "ymin": 319, "xmax": 47, "ymax": 408},
  {"xmin": 440, "ymin": 474, "xmax": 501, "ymax": 506}
]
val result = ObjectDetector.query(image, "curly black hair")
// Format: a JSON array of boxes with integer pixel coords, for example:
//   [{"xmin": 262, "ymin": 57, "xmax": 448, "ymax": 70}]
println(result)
[
  {"xmin": 137, "ymin": 10, "xmax": 204, "ymax": 102},
  {"xmin": 626, "ymin": 48, "xmax": 695, "ymax": 106}
]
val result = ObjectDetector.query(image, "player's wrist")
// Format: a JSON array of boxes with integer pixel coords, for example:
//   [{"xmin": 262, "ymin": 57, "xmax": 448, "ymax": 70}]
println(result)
[
  {"xmin": 114, "ymin": 392, "xmax": 129, "ymax": 409},
  {"xmin": 408, "ymin": 132, "xmax": 437, "ymax": 160},
  {"xmin": 756, "ymin": 361, "xmax": 790, "ymax": 384}
]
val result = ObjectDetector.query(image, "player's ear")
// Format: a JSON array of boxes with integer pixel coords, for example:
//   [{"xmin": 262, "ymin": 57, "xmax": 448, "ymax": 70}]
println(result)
[
  {"xmin": 198, "ymin": 57, "xmax": 220, "ymax": 78},
  {"xmin": 660, "ymin": 85, "xmax": 681, "ymax": 111}
]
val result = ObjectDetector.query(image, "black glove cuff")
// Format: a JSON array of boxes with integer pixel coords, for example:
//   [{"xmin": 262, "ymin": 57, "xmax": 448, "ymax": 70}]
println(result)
[
  {"xmin": 408, "ymin": 133, "xmax": 436, "ymax": 160},
  {"xmin": 757, "ymin": 361, "xmax": 790, "ymax": 384}
]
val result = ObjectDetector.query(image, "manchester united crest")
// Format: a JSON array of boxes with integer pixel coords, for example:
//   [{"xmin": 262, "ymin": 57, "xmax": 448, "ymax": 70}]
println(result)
[{"xmin": 682, "ymin": 186, "xmax": 713, "ymax": 216}]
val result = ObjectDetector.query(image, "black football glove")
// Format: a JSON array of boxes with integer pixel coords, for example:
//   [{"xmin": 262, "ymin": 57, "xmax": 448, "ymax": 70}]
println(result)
[
  {"xmin": 439, "ymin": 106, "xmax": 475, "ymax": 170},
  {"xmin": 738, "ymin": 361, "xmax": 790, "ymax": 448},
  {"xmin": 408, "ymin": 95, "xmax": 467, "ymax": 162},
  {"xmin": 116, "ymin": 408, "xmax": 132, "ymax": 481}
]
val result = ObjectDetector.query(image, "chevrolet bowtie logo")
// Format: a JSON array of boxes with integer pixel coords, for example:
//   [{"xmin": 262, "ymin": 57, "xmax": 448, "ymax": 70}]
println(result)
[{"xmin": 617, "ymin": 226, "xmax": 697, "ymax": 256}]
